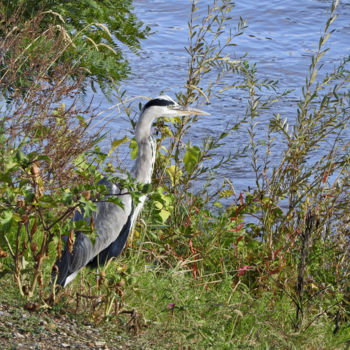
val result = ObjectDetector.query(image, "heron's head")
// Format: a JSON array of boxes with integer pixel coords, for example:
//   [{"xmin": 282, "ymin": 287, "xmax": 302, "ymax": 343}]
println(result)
[
  {"xmin": 142, "ymin": 95, "xmax": 210, "ymax": 118},
  {"xmin": 136, "ymin": 95, "xmax": 209, "ymax": 142}
]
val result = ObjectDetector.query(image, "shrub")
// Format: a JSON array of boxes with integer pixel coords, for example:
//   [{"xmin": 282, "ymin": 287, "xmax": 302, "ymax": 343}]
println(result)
[
  {"xmin": 0, "ymin": 11, "xmax": 107, "ymax": 297},
  {"xmin": 0, "ymin": 0, "xmax": 150, "ymax": 93}
]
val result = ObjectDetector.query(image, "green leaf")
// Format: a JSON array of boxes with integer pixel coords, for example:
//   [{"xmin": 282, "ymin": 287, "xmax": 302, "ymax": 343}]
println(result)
[
  {"xmin": 183, "ymin": 145, "xmax": 201, "ymax": 173},
  {"xmin": 24, "ymin": 192, "xmax": 35, "ymax": 204},
  {"xmin": 213, "ymin": 201, "xmax": 223, "ymax": 208},
  {"xmin": 77, "ymin": 115, "xmax": 87, "ymax": 127},
  {"xmin": 154, "ymin": 201, "xmax": 163, "ymax": 210},
  {"xmin": 141, "ymin": 183, "xmax": 153, "ymax": 194},
  {"xmin": 63, "ymin": 193, "xmax": 74, "ymax": 206},
  {"xmin": 105, "ymin": 196, "xmax": 124, "ymax": 209},
  {"xmin": 129, "ymin": 138, "xmax": 138, "ymax": 160},
  {"xmin": 165, "ymin": 165, "xmax": 182, "ymax": 186},
  {"xmin": 74, "ymin": 153, "xmax": 86, "ymax": 167},
  {"xmin": 0, "ymin": 210, "xmax": 13, "ymax": 226},
  {"xmin": 79, "ymin": 197, "xmax": 97, "ymax": 218},
  {"xmin": 4, "ymin": 156, "xmax": 18, "ymax": 172}
]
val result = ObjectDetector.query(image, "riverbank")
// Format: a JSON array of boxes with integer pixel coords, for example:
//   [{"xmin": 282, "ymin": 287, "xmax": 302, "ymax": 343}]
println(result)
[{"xmin": 1, "ymin": 257, "xmax": 349, "ymax": 350}]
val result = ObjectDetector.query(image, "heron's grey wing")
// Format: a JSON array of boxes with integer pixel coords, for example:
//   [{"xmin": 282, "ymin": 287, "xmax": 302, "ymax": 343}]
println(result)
[
  {"xmin": 92, "ymin": 178, "xmax": 132, "ymax": 255},
  {"xmin": 88, "ymin": 200, "xmax": 134, "ymax": 268},
  {"xmin": 53, "ymin": 177, "xmax": 132, "ymax": 286}
]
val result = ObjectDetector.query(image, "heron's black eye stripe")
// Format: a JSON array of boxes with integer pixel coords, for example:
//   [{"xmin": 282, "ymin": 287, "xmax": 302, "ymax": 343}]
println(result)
[{"xmin": 143, "ymin": 98, "xmax": 175, "ymax": 110}]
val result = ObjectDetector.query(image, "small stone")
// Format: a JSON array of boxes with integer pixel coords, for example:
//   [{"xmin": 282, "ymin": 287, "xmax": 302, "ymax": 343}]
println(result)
[{"xmin": 95, "ymin": 341, "xmax": 106, "ymax": 347}]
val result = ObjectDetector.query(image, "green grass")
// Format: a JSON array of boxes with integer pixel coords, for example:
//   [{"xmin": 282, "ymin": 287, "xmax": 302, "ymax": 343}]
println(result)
[
  {"xmin": 0, "ymin": 252, "xmax": 349, "ymax": 349},
  {"xmin": 125, "ymin": 261, "xmax": 349, "ymax": 349},
  {"xmin": 30, "ymin": 254, "xmax": 347, "ymax": 350}
]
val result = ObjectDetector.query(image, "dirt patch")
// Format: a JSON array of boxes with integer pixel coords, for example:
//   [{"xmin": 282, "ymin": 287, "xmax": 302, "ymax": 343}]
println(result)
[{"xmin": 0, "ymin": 302, "xmax": 141, "ymax": 350}]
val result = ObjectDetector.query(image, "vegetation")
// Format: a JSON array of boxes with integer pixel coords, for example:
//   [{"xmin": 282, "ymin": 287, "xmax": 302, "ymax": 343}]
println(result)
[
  {"xmin": 0, "ymin": 0, "xmax": 349, "ymax": 349},
  {"xmin": 0, "ymin": 0, "xmax": 149, "ymax": 93}
]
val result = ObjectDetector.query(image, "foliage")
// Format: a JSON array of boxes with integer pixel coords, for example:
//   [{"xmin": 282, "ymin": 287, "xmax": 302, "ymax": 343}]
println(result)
[
  {"xmin": 122, "ymin": 0, "xmax": 349, "ymax": 337},
  {"xmin": 0, "ymin": 0, "xmax": 150, "ymax": 93},
  {"xmin": 0, "ymin": 10, "xmax": 132, "ymax": 298},
  {"xmin": 118, "ymin": 0, "xmax": 249, "ymax": 261},
  {"xmin": 238, "ymin": 0, "xmax": 350, "ymax": 330}
]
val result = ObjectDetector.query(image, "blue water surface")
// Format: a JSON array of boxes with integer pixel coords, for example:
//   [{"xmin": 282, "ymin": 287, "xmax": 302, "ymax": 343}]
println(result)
[{"xmin": 97, "ymin": 0, "xmax": 350, "ymax": 193}]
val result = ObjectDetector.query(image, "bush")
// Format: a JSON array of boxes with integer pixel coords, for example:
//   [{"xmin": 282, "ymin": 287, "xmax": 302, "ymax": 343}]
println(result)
[
  {"xmin": 0, "ymin": 10, "xmax": 110, "ymax": 297},
  {"xmin": 0, "ymin": 0, "xmax": 150, "ymax": 93}
]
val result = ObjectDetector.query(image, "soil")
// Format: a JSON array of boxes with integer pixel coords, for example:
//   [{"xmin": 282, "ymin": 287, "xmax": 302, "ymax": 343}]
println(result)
[{"xmin": 0, "ymin": 302, "xmax": 141, "ymax": 350}]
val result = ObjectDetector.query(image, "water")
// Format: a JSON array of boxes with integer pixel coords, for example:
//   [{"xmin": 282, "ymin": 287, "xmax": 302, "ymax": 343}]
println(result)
[{"xmin": 97, "ymin": 0, "xmax": 350, "ymax": 193}]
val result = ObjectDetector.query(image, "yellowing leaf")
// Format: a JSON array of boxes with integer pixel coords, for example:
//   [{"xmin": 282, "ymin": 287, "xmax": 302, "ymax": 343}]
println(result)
[
  {"xmin": 162, "ymin": 126, "xmax": 173, "ymax": 137},
  {"xmin": 159, "ymin": 209, "xmax": 170, "ymax": 223},
  {"xmin": 129, "ymin": 138, "xmax": 138, "ymax": 160},
  {"xmin": 154, "ymin": 201, "xmax": 163, "ymax": 209},
  {"xmin": 220, "ymin": 190, "xmax": 234, "ymax": 198},
  {"xmin": 133, "ymin": 230, "xmax": 140, "ymax": 239},
  {"xmin": 166, "ymin": 165, "xmax": 182, "ymax": 186},
  {"xmin": 108, "ymin": 136, "xmax": 129, "ymax": 157}
]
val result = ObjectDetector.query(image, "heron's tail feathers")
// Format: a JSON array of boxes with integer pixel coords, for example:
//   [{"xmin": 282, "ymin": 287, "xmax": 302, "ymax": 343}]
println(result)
[{"xmin": 52, "ymin": 232, "xmax": 93, "ymax": 287}]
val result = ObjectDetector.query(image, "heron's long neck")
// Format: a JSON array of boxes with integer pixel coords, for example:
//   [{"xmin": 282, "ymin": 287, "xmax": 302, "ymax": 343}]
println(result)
[{"xmin": 132, "ymin": 110, "xmax": 156, "ymax": 184}]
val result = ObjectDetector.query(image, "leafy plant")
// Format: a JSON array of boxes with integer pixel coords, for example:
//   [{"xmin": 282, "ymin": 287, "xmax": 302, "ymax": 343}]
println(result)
[
  {"xmin": 122, "ymin": 0, "xmax": 349, "ymax": 336},
  {"xmin": 0, "ymin": 10, "xmax": 126, "ymax": 298},
  {"xmin": 236, "ymin": 0, "xmax": 349, "ymax": 331},
  {"xmin": 0, "ymin": 0, "xmax": 150, "ymax": 94}
]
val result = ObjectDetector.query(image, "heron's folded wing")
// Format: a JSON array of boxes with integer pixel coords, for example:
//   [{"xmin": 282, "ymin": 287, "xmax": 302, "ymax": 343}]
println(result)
[
  {"xmin": 54, "ymin": 178, "xmax": 132, "ymax": 286},
  {"xmin": 92, "ymin": 179, "xmax": 132, "ymax": 256},
  {"xmin": 88, "ymin": 200, "xmax": 134, "ymax": 268}
]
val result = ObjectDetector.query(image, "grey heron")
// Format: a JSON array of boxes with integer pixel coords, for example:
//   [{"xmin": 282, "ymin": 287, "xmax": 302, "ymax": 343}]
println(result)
[{"xmin": 53, "ymin": 95, "xmax": 209, "ymax": 287}]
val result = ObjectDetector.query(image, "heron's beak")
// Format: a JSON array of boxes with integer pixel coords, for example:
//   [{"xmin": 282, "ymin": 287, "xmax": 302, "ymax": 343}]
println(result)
[{"xmin": 172, "ymin": 105, "xmax": 210, "ymax": 116}]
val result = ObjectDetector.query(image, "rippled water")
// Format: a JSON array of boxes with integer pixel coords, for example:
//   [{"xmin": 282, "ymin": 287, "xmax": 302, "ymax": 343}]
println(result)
[{"xmin": 98, "ymin": 0, "xmax": 350, "ymax": 192}]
